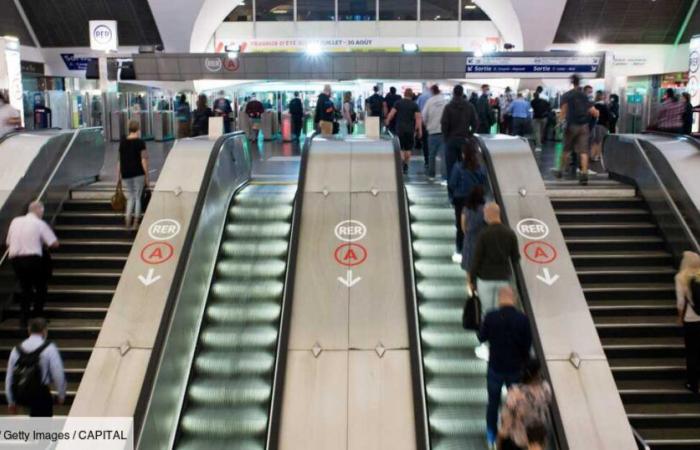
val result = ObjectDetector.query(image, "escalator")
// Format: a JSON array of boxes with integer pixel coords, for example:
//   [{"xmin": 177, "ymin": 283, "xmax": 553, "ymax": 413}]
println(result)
[
  {"xmin": 0, "ymin": 182, "xmax": 134, "ymax": 415},
  {"xmin": 174, "ymin": 182, "xmax": 296, "ymax": 449},
  {"xmin": 549, "ymin": 182, "xmax": 700, "ymax": 450},
  {"xmin": 405, "ymin": 182, "xmax": 488, "ymax": 450}
]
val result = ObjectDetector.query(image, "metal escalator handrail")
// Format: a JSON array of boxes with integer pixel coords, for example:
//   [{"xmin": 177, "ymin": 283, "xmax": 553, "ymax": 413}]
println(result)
[
  {"xmin": 641, "ymin": 130, "xmax": 700, "ymax": 150},
  {"xmin": 266, "ymin": 133, "xmax": 315, "ymax": 450},
  {"xmin": 476, "ymin": 134, "xmax": 568, "ymax": 450},
  {"xmin": 390, "ymin": 133, "xmax": 431, "ymax": 450},
  {"xmin": 133, "ymin": 132, "xmax": 250, "ymax": 443},
  {"xmin": 0, "ymin": 127, "xmax": 102, "ymax": 312}
]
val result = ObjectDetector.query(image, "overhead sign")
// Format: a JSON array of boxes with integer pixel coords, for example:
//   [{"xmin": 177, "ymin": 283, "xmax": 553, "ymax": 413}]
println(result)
[
  {"xmin": 467, "ymin": 54, "xmax": 602, "ymax": 78},
  {"xmin": 90, "ymin": 20, "xmax": 119, "ymax": 52},
  {"xmin": 61, "ymin": 54, "xmax": 98, "ymax": 71}
]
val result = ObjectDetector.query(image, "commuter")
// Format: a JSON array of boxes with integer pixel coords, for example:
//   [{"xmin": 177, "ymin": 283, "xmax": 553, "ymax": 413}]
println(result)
[
  {"xmin": 421, "ymin": 84, "xmax": 448, "ymax": 179},
  {"xmin": 531, "ymin": 92, "xmax": 551, "ymax": 151},
  {"xmin": 213, "ymin": 91, "xmax": 233, "ymax": 133},
  {"xmin": 385, "ymin": 88, "xmax": 422, "ymax": 174},
  {"xmin": 674, "ymin": 251, "xmax": 700, "ymax": 394},
  {"xmin": 469, "ymin": 92, "xmax": 479, "ymax": 109},
  {"xmin": 6, "ymin": 202, "xmax": 58, "ymax": 327},
  {"xmin": 460, "ymin": 184, "xmax": 486, "ymax": 275},
  {"xmin": 118, "ymin": 119, "xmax": 149, "ymax": 229},
  {"xmin": 478, "ymin": 286, "xmax": 532, "ymax": 448},
  {"xmin": 288, "ymin": 91, "xmax": 305, "ymax": 141},
  {"xmin": 417, "ymin": 85, "xmax": 433, "ymax": 171},
  {"xmin": 0, "ymin": 89, "xmax": 21, "ymax": 137},
  {"xmin": 191, "ymin": 94, "xmax": 213, "ymax": 137},
  {"xmin": 175, "ymin": 94, "xmax": 191, "ymax": 138},
  {"xmin": 315, "ymin": 84, "xmax": 336, "ymax": 135},
  {"xmin": 341, "ymin": 91, "xmax": 356, "ymax": 135},
  {"xmin": 506, "ymin": 93, "xmax": 531, "ymax": 137},
  {"xmin": 469, "ymin": 202, "xmax": 520, "ymax": 313},
  {"xmin": 608, "ymin": 94, "xmax": 620, "ymax": 133},
  {"xmin": 498, "ymin": 358, "xmax": 552, "ymax": 450},
  {"xmin": 682, "ymin": 92, "xmax": 694, "ymax": 135},
  {"xmin": 90, "ymin": 96, "xmax": 102, "ymax": 126},
  {"xmin": 441, "ymin": 85, "xmax": 478, "ymax": 197},
  {"xmin": 365, "ymin": 85, "xmax": 386, "ymax": 121},
  {"xmin": 654, "ymin": 88, "xmax": 685, "ymax": 134},
  {"xmin": 476, "ymin": 84, "xmax": 494, "ymax": 134},
  {"xmin": 449, "ymin": 140, "xmax": 486, "ymax": 263},
  {"xmin": 500, "ymin": 87, "xmax": 514, "ymax": 134},
  {"xmin": 5, "ymin": 318, "xmax": 66, "ymax": 416},
  {"xmin": 384, "ymin": 87, "xmax": 401, "ymax": 132},
  {"xmin": 591, "ymin": 90, "xmax": 611, "ymax": 162},
  {"xmin": 554, "ymin": 74, "xmax": 599, "ymax": 185},
  {"xmin": 245, "ymin": 95, "xmax": 265, "ymax": 119}
]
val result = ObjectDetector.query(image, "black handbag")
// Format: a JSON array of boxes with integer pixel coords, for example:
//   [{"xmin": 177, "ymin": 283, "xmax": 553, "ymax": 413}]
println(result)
[
  {"xmin": 141, "ymin": 186, "xmax": 152, "ymax": 210},
  {"xmin": 462, "ymin": 292, "xmax": 482, "ymax": 331}
]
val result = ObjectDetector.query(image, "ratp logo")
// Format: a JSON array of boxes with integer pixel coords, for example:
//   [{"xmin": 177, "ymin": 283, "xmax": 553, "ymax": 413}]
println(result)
[{"xmin": 93, "ymin": 25, "xmax": 113, "ymax": 44}]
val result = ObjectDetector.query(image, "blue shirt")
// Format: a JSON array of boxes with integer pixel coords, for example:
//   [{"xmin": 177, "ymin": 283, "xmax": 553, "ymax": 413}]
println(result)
[
  {"xmin": 5, "ymin": 334, "xmax": 66, "ymax": 405},
  {"xmin": 417, "ymin": 91, "xmax": 433, "ymax": 110},
  {"xmin": 507, "ymin": 98, "xmax": 531, "ymax": 119}
]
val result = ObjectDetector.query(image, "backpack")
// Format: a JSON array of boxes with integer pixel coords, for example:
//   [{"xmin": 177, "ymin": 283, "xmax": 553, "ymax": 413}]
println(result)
[
  {"xmin": 368, "ymin": 94, "xmax": 383, "ymax": 117},
  {"xmin": 12, "ymin": 341, "xmax": 50, "ymax": 405},
  {"xmin": 688, "ymin": 279, "xmax": 700, "ymax": 315}
]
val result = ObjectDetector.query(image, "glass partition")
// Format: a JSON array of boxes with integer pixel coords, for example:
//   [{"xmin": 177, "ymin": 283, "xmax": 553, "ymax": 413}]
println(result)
[
  {"xmin": 420, "ymin": 0, "xmax": 458, "ymax": 21},
  {"xmin": 379, "ymin": 0, "xmax": 417, "ymax": 20},
  {"xmin": 297, "ymin": 0, "xmax": 336, "ymax": 20},
  {"xmin": 256, "ymin": 0, "xmax": 294, "ymax": 21},
  {"xmin": 461, "ymin": 0, "xmax": 490, "ymax": 20},
  {"xmin": 225, "ymin": 1, "xmax": 253, "ymax": 21},
  {"xmin": 339, "ymin": 0, "xmax": 376, "ymax": 21}
]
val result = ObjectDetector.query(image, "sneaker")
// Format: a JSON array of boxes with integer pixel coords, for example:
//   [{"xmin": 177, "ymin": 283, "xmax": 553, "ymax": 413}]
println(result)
[
  {"xmin": 587, "ymin": 169, "xmax": 598, "ymax": 175},
  {"xmin": 535, "ymin": 146, "xmax": 542, "ymax": 152},
  {"xmin": 440, "ymin": 180, "xmax": 448, "ymax": 186},
  {"xmin": 451, "ymin": 253, "xmax": 462, "ymax": 264},
  {"xmin": 475, "ymin": 343, "xmax": 490, "ymax": 361},
  {"xmin": 579, "ymin": 173, "xmax": 589, "ymax": 185},
  {"xmin": 486, "ymin": 429, "xmax": 497, "ymax": 448},
  {"xmin": 551, "ymin": 169, "xmax": 562, "ymax": 179}
]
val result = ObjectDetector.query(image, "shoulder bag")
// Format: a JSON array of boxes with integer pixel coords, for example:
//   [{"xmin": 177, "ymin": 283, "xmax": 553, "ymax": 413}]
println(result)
[{"xmin": 111, "ymin": 180, "xmax": 126, "ymax": 212}]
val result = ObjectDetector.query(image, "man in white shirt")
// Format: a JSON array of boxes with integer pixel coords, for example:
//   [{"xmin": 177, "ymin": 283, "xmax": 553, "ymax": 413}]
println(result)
[
  {"xmin": 5, "ymin": 318, "xmax": 66, "ymax": 416},
  {"xmin": 6, "ymin": 201, "xmax": 58, "ymax": 326},
  {"xmin": 421, "ymin": 85, "xmax": 448, "ymax": 180},
  {"xmin": 0, "ymin": 89, "xmax": 21, "ymax": 138}
]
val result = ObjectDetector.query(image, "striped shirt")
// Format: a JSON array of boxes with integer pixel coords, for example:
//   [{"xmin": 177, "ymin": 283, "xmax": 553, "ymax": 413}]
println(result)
[{"xmin": 656, "ymin": 99, "xmax": 685, "ymax": 130}]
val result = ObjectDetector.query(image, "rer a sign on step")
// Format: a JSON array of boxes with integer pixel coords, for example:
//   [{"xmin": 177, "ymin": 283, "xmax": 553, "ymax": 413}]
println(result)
[{"xmin": 516, "ymin": 218, "xmax": 549, "ymax": 240}]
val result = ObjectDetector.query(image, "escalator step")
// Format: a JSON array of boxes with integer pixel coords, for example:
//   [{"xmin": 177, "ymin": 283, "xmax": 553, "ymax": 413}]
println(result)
[
  {"xmin": 426, "ymin": 377, "xmax": 488, "ymax": 405},
  {"xmin": 206, "ymin": 302, "xmax": 281, "ymax": 324},
  {"xmin": 413, "ymin": 241, "xmax": 454, "ymax": 259},
  {"xmin": 220, "ymin": 240, "xmax": 289, "ymax": 258},
  {"xmin": 421, "ymin": 325, "xmax": 479, "ymax": 349},
  {"xmin": 414, "ymin": 260, "xmax": 465, "ymax": 279},
  {"xmin": 210, "ymin": 280, "xmax": 284, "ymax": 300},
  {"xmin": 178, "ymin": 438, "xmax": 263, "ymax": 450},
  {"xmin": 188, "ymin": 378, "xmax": 271, "ymax": 406},
  {"xmin": 416, "ymin": 280, "xmax": 467, "ymax": 301},
  {"xmin": 226, "ymin": 222, "xmax": 291, "ymax": 239},
  {"xmin": 200, "ymin": 325, "xmax": 278, "ymax": 350},
  {"xmin": 179, "ymin": 406, "xmax": 268, "ymax": 438},
  {"xmin": 216, "ymin": 259, "xmax": 287, "ymax": 279},
  {"xmin": 423, "ymin": 351, "xmax": 487, "ymax": 376},
  {"xmin": 229, "ymin": 205, "xmax": 293, "ymax": 221},
  {"xmin": 194, "ymin": 351, "xmax": 275, "ymax": 377}
]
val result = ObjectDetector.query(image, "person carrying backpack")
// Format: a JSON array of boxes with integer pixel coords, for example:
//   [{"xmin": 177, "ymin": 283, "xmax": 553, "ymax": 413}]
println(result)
[
  {"xmin": 5, "ymin": 318, "xmax": 66, "ymax": 416},
  {"xmin": 675, "ymin": 251, "xmax": 700, "ymax": 394}
]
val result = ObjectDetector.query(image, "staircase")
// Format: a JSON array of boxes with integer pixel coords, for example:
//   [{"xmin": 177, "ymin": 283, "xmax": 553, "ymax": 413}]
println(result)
[
  {"xmin": 406, "ymin": 182, "xmax": 488, "ymax": 450},
  {"xmin": 549, "ymin": 181, "xmax": 700, "ymax": 450},
  {"xmin": 175, "ymin": 183, "xmax": 295, "ymax": 450},
  {"xmin": 0, "ymin": 183, "xmax": 136, "ymax": 415}
]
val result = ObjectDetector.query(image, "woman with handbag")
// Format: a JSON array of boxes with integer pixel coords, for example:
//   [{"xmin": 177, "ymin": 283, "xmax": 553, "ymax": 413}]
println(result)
[
  {"xmin": 117, "ymin": 119, "xmax": 149, "ymax": 229},
  {"xmin": 675, "ymin": 251, "xmax": 700, "ymax": 394}
]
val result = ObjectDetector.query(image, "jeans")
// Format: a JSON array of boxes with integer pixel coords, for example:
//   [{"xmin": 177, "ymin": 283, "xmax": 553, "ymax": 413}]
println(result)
[
  {"xmin": 445, "ymin": 137, "xmax": 464, "ymax": 198},
  {"xmin": 123, "ymin": 175, "xmax": 145, "ymax": 225},
  {"xmin": 427, "ymin": 133, "xmax": 445, "ymax": 178},
  {"xmin": 532, "ymin": 118, "xmax": 547, "ymax": 147},
  {"xmin": 477, "ymin": 278, "xmax": 510, "ymax": 314},
  {"xmin": 512, "ymin": 117, "xmax": 529, "ymax": 137},
  {"xmin": 487, "ymin": 367, "xmax": 521, "ymax": 440}
]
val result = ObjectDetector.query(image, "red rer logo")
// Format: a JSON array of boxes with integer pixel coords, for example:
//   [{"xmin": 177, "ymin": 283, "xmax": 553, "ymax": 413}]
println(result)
[
  {"xmin": 523, "ymin": 241, "xmax": 557, "ymax": 265},
  {"xmin": 333, "ymin": 243, "xmax": 368, "ymax": 267},
  {"xmin": 140, "ymin": 242, "xmax": 174, "ymax": 265}
]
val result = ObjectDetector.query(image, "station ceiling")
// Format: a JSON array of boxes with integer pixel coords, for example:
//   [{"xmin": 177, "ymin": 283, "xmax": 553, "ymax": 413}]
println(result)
[
  {"xmin": 15, "ymin": 0, "xmax": 162, "ymax": 48},
  {"xmin": 554, "ymin": 0, "xmax": 700, "ymax": 44}
]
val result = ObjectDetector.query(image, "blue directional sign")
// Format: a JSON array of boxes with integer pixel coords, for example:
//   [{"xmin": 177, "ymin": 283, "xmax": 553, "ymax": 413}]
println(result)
[{"xmin": 466, "ymin": 55, "xmax": 602, "ymax": 78}]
